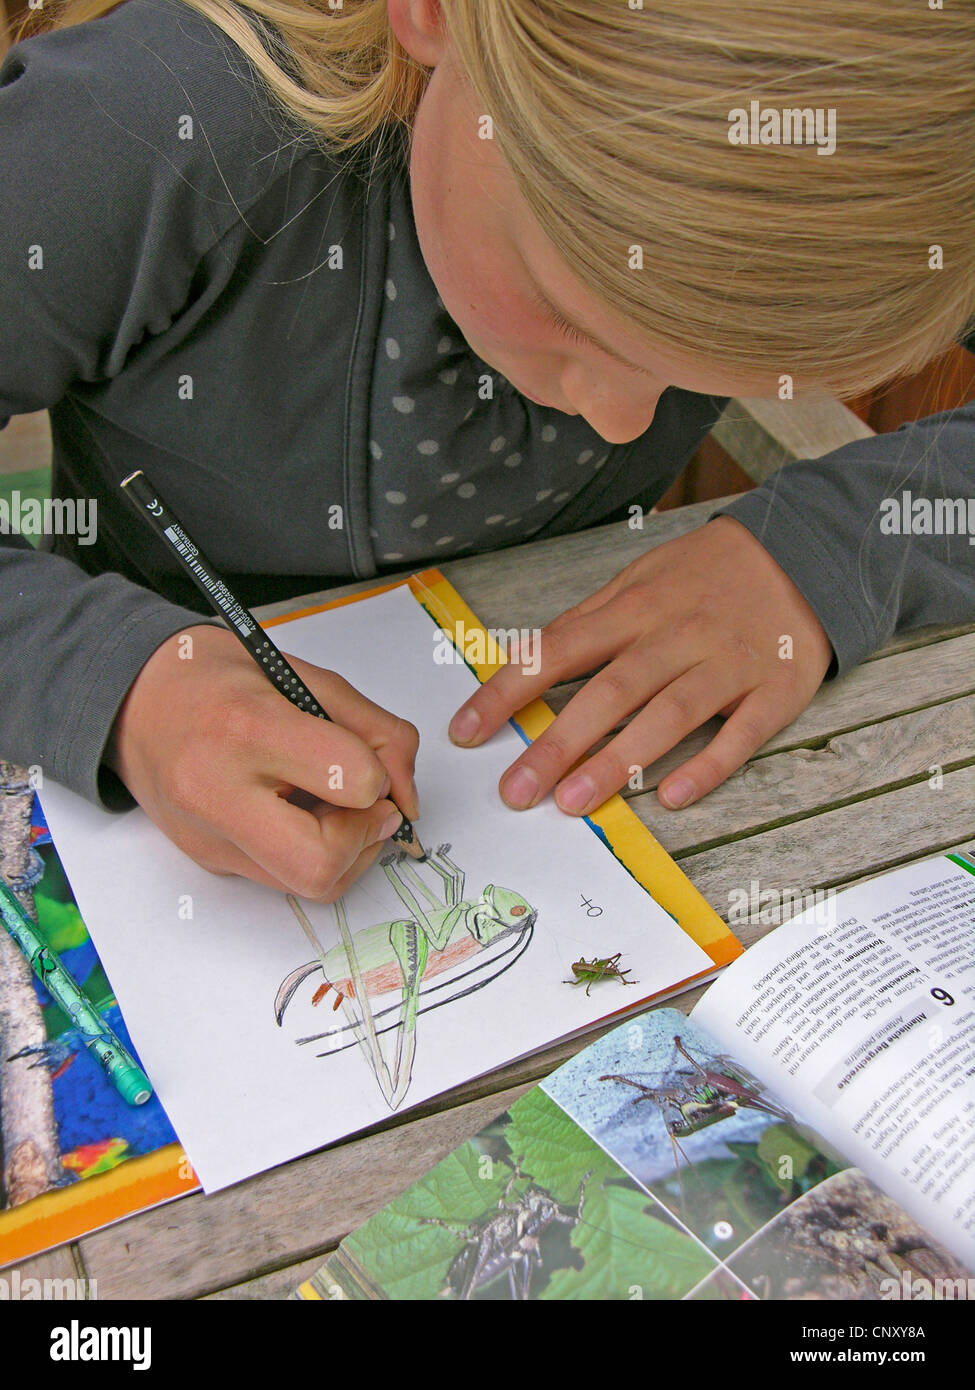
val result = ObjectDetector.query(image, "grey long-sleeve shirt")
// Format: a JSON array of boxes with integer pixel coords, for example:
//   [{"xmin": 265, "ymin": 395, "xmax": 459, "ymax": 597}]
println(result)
[{"xmin": 2, "ymin": 0, "xmax": 973, "ymax": 813}]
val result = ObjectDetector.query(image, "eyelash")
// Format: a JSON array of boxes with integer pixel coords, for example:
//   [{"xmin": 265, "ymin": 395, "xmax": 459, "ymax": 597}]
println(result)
[
  {"xmin": 547, "ymin": 309, "xmax": 590, "ymax": 349},
  {"xmin": 531, "ymin": 290, "xmax": 649, "ymax": 378},
  {"xmin": 530, "ymin": 289, "xmax": 591, "ymax": 349}
]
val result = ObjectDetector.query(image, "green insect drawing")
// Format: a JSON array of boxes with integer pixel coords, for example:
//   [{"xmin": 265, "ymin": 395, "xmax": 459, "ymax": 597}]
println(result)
[
  {"xmin": 274, "ymin": 844, "xmax": 536, "ymax": 1110},
  {"xmin": 563, "ymin": 952, "xmax": 637, "ymax": 997}
]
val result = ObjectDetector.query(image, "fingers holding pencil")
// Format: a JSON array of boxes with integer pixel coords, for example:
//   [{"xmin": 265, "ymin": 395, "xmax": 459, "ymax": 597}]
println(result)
[
  {"xmin": 270, "ymin": 657, "xmax": 421, "ymax": 826},
  {"xmin": 105, "ymin": 626, "xmax": 419, "ymax": 900},
  {"xmin": 116, "ymin": 469, "xmax": 424, "ymax": 866},
  {"xmin": 190, "ymin": 791, "xmax": 405, "ymax": 902}
]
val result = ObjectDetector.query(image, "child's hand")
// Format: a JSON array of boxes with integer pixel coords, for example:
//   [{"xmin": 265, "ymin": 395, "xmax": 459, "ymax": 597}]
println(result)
[
  {"xmin": 106, "ymin": 626, "xmax": 420, "ymax": 899},
  {"xmin": 448, "ymin": 516, "xmax": 833, "ymax": 814}
]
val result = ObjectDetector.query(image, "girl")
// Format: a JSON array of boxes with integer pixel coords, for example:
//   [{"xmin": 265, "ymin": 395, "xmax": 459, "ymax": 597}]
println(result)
[{"xmin": 1, "ymin": 0, "xmax": 973, "ymax": 900}]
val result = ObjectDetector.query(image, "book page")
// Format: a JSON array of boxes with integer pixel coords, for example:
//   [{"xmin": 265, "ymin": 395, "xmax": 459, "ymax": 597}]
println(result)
[
  {"xmin": 297, "ymin": 1008, "xmax": 969, "ymax": 1300},
  {"xmin": 37, "ymin": 584, "xmax": 713, "ymax": 1192},
  {"xmin": 694, "ymin": 854, "xmax": 975, "ymax": 1271}
]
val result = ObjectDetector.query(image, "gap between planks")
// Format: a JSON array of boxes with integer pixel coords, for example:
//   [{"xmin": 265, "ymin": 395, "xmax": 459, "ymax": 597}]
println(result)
[
  {"xmin": 631, "ymin": 693, "xmax": 975, "ymax": 858},
  {"xmin": 677, "ymin": 776, "xmax": 975, "ymax": 947}
]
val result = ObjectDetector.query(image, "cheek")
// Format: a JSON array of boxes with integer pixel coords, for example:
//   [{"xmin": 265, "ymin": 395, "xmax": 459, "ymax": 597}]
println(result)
[
  {"xmin": 423, "ymin": 221, "xmax": 535, "ymax": 354},
  {"xmin": 438, "ymin": 244, "xmax": 546, "ymax": 360},
  {"xmin": 409, "ymin": 130, "xmax": 538, "ymax": 351}
]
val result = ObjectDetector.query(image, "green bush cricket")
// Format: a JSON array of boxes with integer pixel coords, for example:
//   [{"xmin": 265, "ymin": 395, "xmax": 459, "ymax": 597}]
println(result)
[{"xmin": 563, "ymin": 951, "xmax": 637, "ymax": 997}]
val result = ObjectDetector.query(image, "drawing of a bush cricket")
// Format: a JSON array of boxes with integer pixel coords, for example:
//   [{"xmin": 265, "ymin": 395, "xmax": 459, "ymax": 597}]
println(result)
[
  {"xmin": 564, "ymin": 951, "xmax": 636, "ymax": 997},
  {"xmin": 423, "ymin": 1159, "xmax": 591, "ymax": 1299},
  {"xmin": 600, "ymin": 1034, "xmax": 793, "ymax": 1176},
  {"xmin": 274, "ymin": 845, "xmax": 536, "ymax": 1109}
]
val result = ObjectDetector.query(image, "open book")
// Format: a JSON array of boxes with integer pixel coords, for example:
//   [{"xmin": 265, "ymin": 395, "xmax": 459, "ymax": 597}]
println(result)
[{"xmin": 296, "ymin": 849, "xmax": 975, "ymax": 1300}]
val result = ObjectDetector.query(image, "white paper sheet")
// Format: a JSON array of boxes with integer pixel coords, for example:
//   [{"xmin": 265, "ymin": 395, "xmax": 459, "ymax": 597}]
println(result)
[{"xmin": 39, "ymin": 585, "xmax": 712, "ymax": 1191}]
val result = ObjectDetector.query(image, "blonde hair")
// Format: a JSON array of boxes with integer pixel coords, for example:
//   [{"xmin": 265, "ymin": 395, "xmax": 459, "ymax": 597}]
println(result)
[{"xmin": 13, "ymin": 0, "xmax": 975, "ymax": 397}]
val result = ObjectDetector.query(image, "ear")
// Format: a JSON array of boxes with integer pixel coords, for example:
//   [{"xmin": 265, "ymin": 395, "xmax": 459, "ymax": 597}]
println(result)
[{"xmin": 386, "ymin": 0, "xmax": 448, "ymax": 68}]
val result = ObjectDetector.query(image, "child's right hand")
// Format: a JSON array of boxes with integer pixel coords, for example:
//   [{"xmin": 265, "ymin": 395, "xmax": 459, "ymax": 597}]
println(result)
[{"xmin": 104, "ymin": 625, "xmax": 420, "ymax": 901}]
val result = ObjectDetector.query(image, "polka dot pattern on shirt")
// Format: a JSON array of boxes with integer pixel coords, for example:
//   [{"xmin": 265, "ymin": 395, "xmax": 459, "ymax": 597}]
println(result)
[{"xmin": 366, "ymin": 168, "xmax": 625, "ymax": 568}]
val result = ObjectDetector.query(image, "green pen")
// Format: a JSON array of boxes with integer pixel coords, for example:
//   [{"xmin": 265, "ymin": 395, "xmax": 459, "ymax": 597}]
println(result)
[{"xmin": 0, "ymin": 875, "xmax": 153, "ymax": 1107}]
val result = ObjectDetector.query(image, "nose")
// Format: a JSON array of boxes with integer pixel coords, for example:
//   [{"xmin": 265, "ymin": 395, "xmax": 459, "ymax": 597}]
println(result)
[{"xmin": 561, "ymin": 371, "xmax": 663, "ymax": 444}]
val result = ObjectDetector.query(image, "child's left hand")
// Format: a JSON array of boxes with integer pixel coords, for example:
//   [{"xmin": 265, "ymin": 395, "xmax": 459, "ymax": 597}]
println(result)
[{"xmin": 447, "ymin": 516, "xmax": 833, "ymax": 814}]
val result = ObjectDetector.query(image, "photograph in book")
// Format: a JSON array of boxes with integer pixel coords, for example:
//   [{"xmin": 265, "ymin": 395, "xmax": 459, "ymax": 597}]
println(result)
[
  {"xmin": 725, "ymin": 1167, "xmax": 971, "ymax": 1300},
  {"xmin": 305, "ymin": 1086, "xmax": 722, "ymax": 1300},
  {"xmin": 297, "ymin": 995, "xmax": 973, "ymax": 1302},
  {"xmin": 542, "ymin": 1012, "xmax": 847, "ymax": 1261}
]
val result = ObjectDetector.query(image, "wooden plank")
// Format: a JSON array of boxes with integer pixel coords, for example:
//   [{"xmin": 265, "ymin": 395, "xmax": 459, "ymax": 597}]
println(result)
[
  {"xmin": 860, "ymin": 619, "xmax": 975, "ymax": 661},
  {"xmin": 629, "ymin": 693, "xmax": 975, "ymax": 855},
  {"xmin": 711, "ymin": 396, "xmax": 874, "ymax": 483},
  {"xmin": 837, "ymin": 836, "xmax": 975, "ymax": 898},
  {"xmin": 0, "ymin": 1245, "xmax": 91, "ymax": 1296},
  {"xmin": 676, "ymin": 765, "xmax": 975, "ymax": 947},
  {"xmin": 0, "ymin": 410, "xmax": 51, "ymax": 477}
]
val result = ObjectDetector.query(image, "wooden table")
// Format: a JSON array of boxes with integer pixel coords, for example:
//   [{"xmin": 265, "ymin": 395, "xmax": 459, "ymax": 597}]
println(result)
[{"xmin": 8, "ymin": 495, "xmax": 975, "ymax": 1298}]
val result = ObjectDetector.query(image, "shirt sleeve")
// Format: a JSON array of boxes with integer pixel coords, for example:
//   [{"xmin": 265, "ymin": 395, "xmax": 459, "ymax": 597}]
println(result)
[
  {"xmin": 0, "ymin": 0, "xmax": 284, "ymax": 808},
  {"xmin": 710, "ymin": 331, "xmax": 975, "ymax": 679}
]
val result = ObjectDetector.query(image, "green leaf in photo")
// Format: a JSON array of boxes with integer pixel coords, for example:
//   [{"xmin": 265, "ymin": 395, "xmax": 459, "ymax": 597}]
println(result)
[
  {"xmin": 543, "ymin": 1182, "xmax": 715, "ymax": 1300},
  {"xmin": 33, "ymin": 887, "xmax": 89, "ymax": 953},
  {"xmin": 503, "ymin": 1087, "xmax": 620, "ymax": 1203},
  {"xmin": 755, "ymin": 1124, "xmax": 841, "ymax": 1193},
  {"xmin": 342, "ymin": 1139, "xmax": 512, "ymax": 1299}
]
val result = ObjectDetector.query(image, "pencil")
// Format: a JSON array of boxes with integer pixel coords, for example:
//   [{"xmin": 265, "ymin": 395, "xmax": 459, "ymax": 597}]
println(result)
[
  {"xmin": 0, "ymin": 876, "xmax": 153, "ymax": 1106},
  {"xmin": 119, "ymin": 469, "xmax": 425, "ymax": 860}
]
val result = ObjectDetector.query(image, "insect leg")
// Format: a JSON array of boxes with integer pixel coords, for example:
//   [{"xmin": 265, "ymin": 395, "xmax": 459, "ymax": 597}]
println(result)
[
  {"xmin": 386, "ymin": 855, "xmax": 471, "ymax": 950},
  {"xmin": 673, "ymin": 1035, "xmax": 709, "ymax": 1080},
  {"xmin": 509, "ymin": 1259, "xmax": 533, "ymax": 1300},
  {"xmin": 386, "ymin": 918, "xmax": 428, "ymax": 1108},
  {"xmin": 423, "ymin": 845, "xmax": 465, "ymax": 906},
  {"xmin": 394, "ymin": 856, "xmax": 442, "ymax": 910},
  {"xmin": 333, "ymin": 895, "xmax": 395, "ymax": 1106},
  {"xmin": 382, "ymin": 856, "xmax": 441, "ymax": 933},
  {"xmin": 574, "ymin": 1169, "xmax": 592, "ymax": 1220}
]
